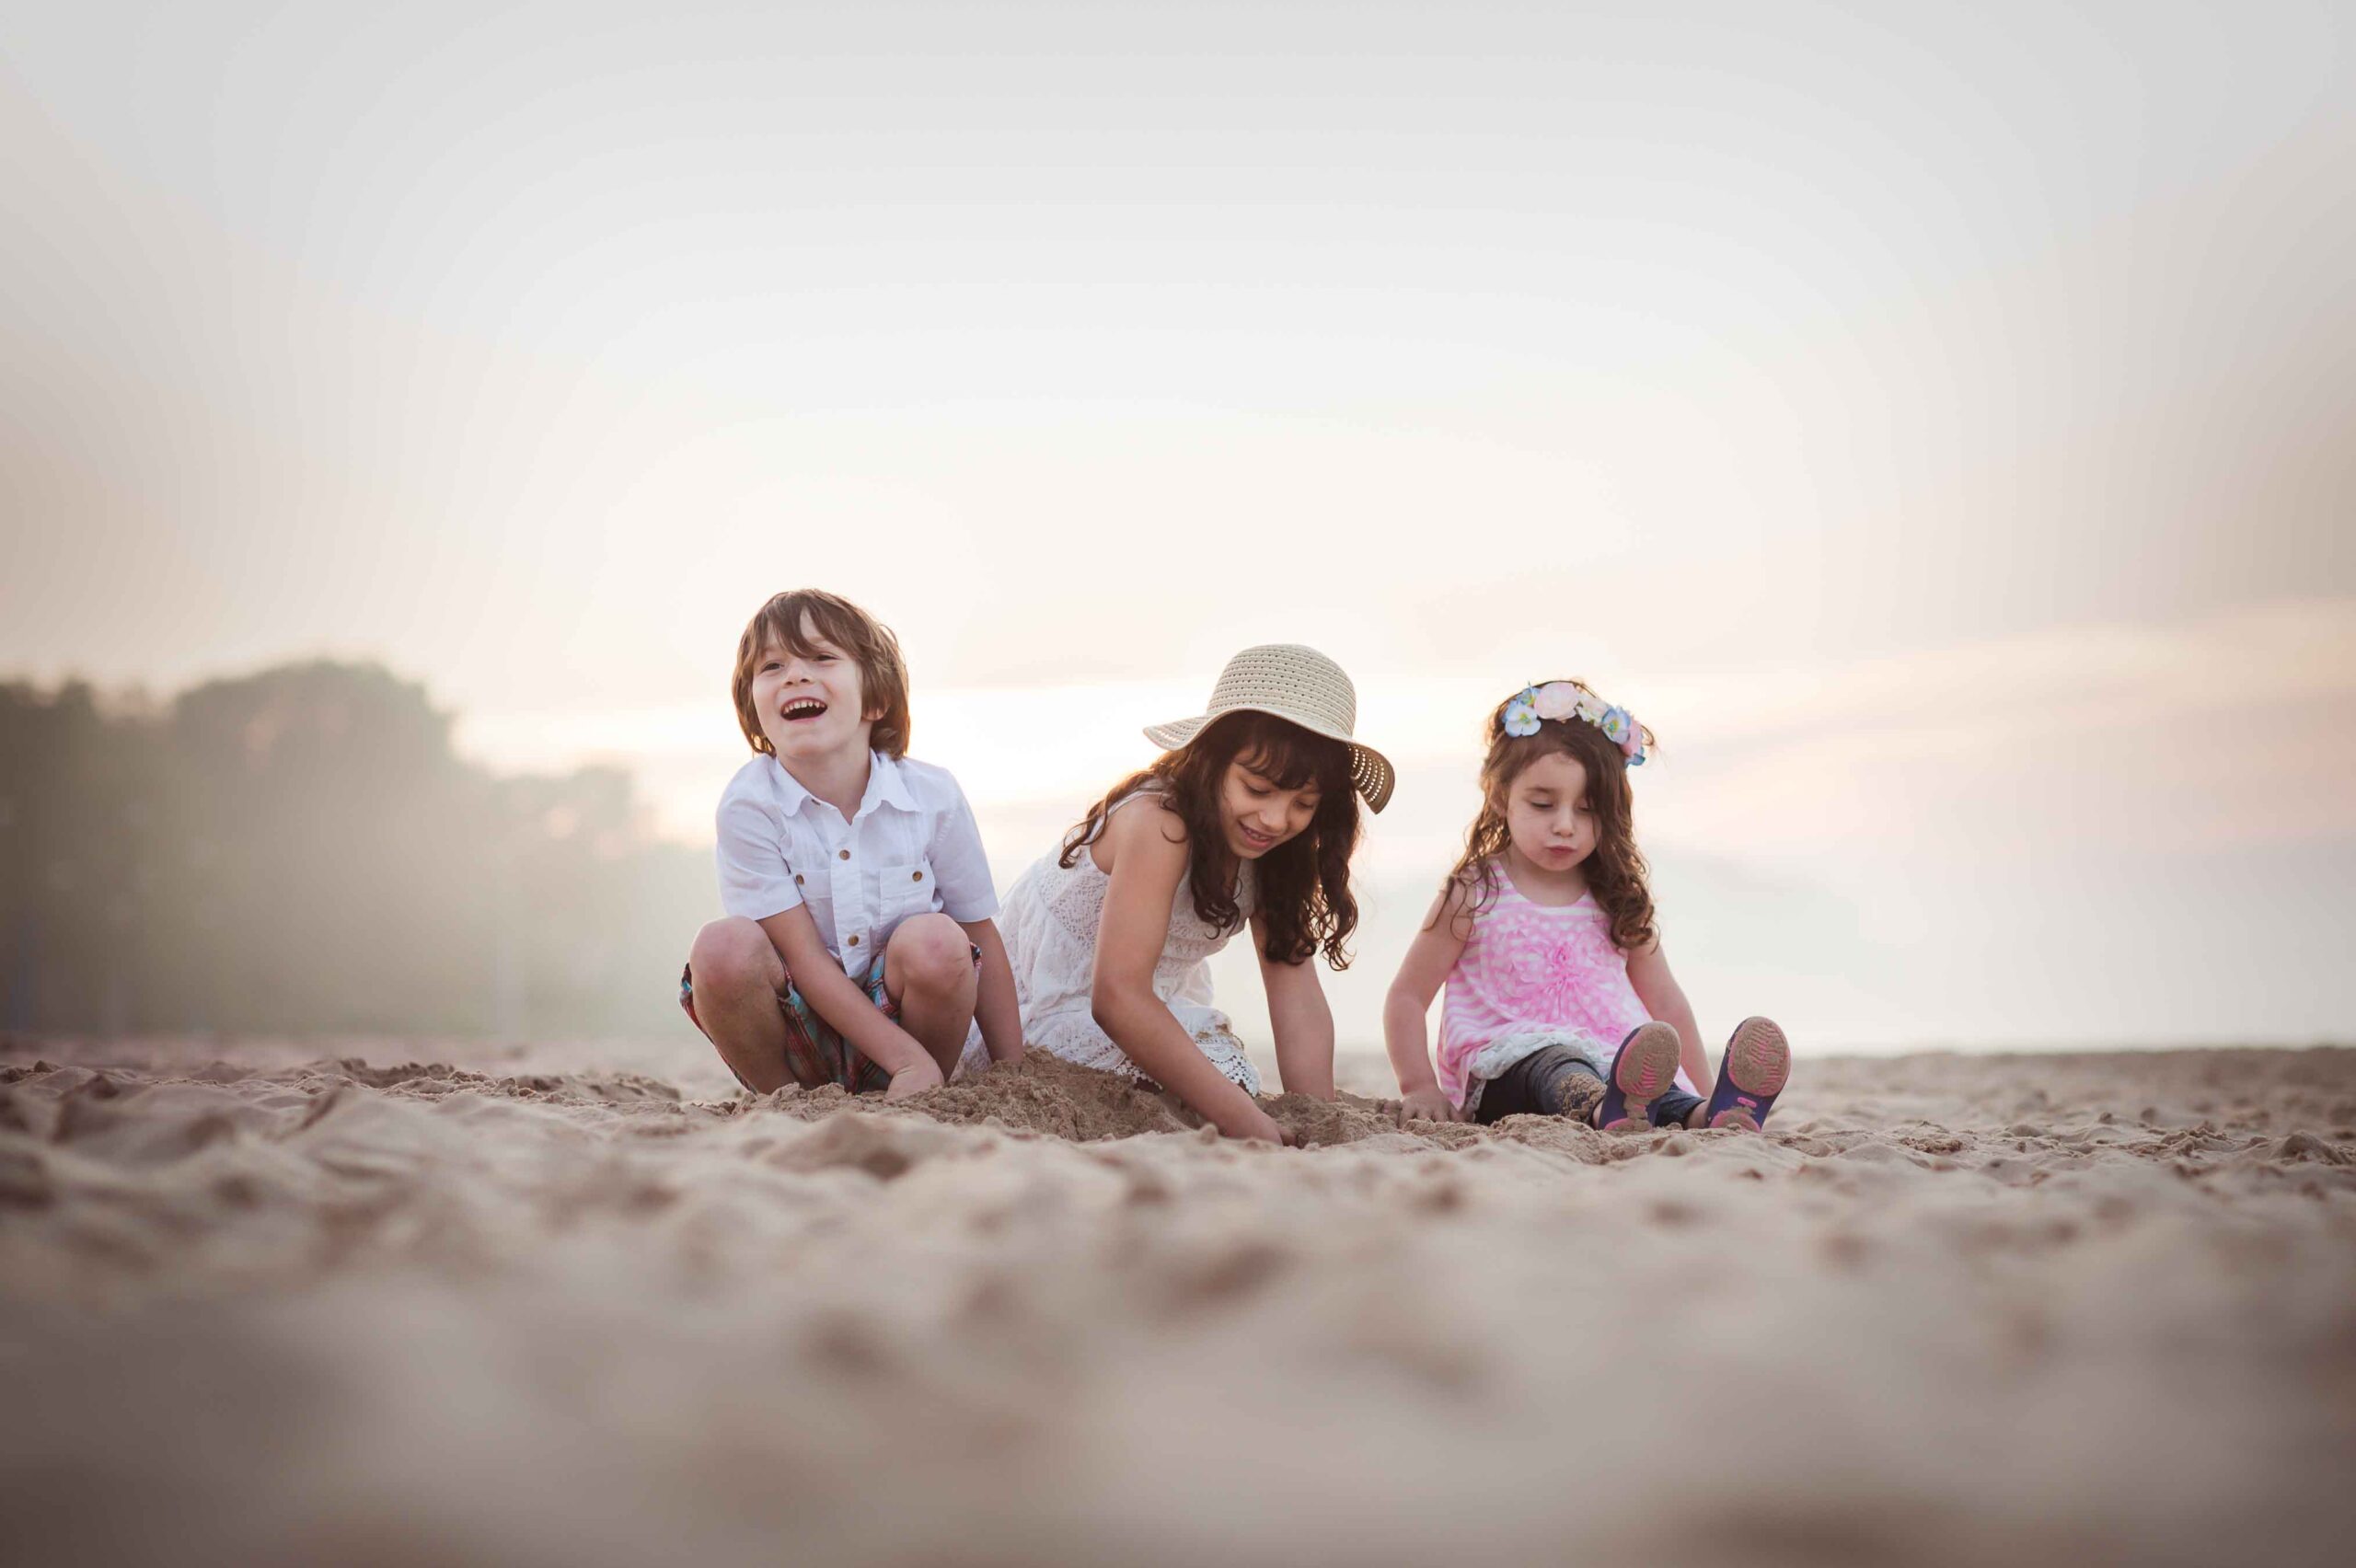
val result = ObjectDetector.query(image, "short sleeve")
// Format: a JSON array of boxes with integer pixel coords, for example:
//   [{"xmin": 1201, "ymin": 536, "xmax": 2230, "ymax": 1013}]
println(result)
[
  {"xmin": 715, "ymin": 793, "xmax": 803, "ymax": 921},
  {"xmin": 925, "ymin": 775, "xmax": 999, "ymax": 922}
]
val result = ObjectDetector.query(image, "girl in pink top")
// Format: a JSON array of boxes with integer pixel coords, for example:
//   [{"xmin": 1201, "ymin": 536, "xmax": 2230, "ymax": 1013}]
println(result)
[{"xmin": 1383, "ymin": 679, "xmax": 1791, "ymax": 1133}]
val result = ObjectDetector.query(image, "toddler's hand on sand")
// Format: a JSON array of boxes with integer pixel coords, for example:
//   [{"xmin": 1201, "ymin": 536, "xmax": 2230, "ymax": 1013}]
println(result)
[
  {"xmin": 884, "ymin": 1060, "xmax": 944, "ymax": 1101},
  {"xmin": 1394, "ymin": 1088, "xmax": 1459, "ymax": 1126}
]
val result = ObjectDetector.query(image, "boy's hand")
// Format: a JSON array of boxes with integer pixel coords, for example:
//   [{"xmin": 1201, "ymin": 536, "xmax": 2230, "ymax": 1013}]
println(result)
[
  {"xmin": 884, "ymin": 1060, "xmax": 944, "ymax": 1101},
  {"xmin": 1393, "ymin": 1087, "xmax": 1459, "ymax": 1126}
]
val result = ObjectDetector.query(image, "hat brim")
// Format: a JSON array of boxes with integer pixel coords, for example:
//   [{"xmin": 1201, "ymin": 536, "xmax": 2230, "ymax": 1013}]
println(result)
[{"xmin": 1142, "ymin": 708, "xmax": 1395, "ymax": 814}]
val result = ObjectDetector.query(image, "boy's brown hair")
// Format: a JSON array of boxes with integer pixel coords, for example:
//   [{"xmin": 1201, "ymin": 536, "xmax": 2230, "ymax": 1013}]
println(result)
[{"xmin": 731, "ymin": 590, "xmax": 912, "ymax": 758}]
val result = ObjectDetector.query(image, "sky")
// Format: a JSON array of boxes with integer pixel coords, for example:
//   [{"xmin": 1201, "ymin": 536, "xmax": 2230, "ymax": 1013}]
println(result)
[{"xmin": 5, "ymin": 1, "xmax": 2352, "ymax": 1052}]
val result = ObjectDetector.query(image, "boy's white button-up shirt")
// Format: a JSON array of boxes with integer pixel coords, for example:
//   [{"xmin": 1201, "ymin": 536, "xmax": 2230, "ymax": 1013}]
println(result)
[{"xmin": 713, "ymin": 750, "xmax": 999, "ymax": 977}]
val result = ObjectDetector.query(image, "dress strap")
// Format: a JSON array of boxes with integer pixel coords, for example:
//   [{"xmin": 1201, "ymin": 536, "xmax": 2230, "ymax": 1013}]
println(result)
[
  {"xmin": 1060, "ymin": 785, "xmax": 1169, "ymax": 878},
  {"xmin": 1105, "ymin": 787, "xmax": 1164, "ymax": 818}
]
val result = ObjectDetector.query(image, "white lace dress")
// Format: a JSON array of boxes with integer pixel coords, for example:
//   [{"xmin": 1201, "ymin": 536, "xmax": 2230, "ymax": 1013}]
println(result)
[{"xmin": 997, "ymin": 797, "xmax": 1263, "ymax": 1095}]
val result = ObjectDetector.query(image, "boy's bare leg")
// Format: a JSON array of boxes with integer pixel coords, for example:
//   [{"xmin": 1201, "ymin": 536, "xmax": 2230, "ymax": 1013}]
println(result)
[
  {"xmin": 688, "ymin": 917, "xmax": 794, "ymax": 1094},
  {"xmin": 884, "ymin": 914, "xmax": 981, "ymax": 1079}
]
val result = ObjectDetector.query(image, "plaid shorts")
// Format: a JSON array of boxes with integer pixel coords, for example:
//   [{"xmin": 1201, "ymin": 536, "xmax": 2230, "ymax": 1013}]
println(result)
[{"xmin": 679, "ymin": 941, "xmax": 981, "ymax": 1095}]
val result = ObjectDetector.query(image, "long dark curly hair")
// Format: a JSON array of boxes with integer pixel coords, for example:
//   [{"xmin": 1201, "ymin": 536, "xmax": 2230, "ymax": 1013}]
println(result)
[
  {"xmin": 1059, "ymin": 710, "xmax": 1362, "ymax": 969},
  {"xmin": 1438, "ymin": 682, "xmax": 1657, "ymax": 952}
]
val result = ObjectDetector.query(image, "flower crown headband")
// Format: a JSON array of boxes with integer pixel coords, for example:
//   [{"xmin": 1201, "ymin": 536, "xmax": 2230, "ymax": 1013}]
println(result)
[{"xmin": 1499, "ymin": 679, "xmax": 1650, "ymax": 767}]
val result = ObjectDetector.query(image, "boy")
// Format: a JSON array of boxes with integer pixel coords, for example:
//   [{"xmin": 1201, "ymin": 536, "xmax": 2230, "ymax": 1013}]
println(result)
[{"xmin": 681, "ymin": 590, "xmax": 1022, "ymax": 1097}]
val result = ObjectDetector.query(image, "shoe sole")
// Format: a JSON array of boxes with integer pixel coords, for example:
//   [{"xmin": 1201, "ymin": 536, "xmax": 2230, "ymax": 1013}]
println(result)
[
  {"xmin": 1600, "ymin": 1020, "xmax": 1683, "ymax": 1132},
  {"xmin": 1708, "ymin": 1017, "xmax": 1790, "ymax": 1131}
]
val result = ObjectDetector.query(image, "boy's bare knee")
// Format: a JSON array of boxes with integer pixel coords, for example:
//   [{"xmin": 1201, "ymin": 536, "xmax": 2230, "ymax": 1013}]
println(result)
[
  {"xmin": 890, "ymin": 914, "xmax": 972, "ymax": 993},
  {"xmin": 689, "ymin": 917, "xmax": 778, "ymax": 993}
]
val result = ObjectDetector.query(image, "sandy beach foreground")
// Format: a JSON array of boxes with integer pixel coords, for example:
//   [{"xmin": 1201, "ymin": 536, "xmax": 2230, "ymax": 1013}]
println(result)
[{"xmin": 3, "ymin": 1036, "xmax": 2351, "ymax": 1567}]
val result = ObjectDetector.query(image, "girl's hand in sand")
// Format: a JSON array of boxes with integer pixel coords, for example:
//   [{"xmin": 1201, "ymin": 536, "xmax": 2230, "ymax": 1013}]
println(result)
[
  {"xmin": 1393, "ymin": 1088, "xmax": 1459, "ymax": 1126},
  {"xmin": 1225, "ymin": 1105, "xmax": 1297, "ymax": 1147},
  {"xmin": 884, "ymin": 1060, "xmax": 944, "ymax": 1101}
]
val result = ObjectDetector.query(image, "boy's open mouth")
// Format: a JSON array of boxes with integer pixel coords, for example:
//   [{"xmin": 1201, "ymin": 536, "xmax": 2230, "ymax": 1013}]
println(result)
[{"xmin": 780, "ymin": 697, "xmax": 828, "ymax": 723}]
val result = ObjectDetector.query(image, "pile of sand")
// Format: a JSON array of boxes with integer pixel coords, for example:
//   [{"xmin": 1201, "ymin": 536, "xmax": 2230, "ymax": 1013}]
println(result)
[{"xmin": 3, "ymin": 1037, "xmax": 2351, "ymax": 1567}]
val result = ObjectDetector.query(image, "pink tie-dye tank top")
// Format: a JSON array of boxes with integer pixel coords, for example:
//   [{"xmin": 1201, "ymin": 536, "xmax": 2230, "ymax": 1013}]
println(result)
[{"xmin": 1437, "ymin": 864, "xmax": 1656, "ymax": 1108}]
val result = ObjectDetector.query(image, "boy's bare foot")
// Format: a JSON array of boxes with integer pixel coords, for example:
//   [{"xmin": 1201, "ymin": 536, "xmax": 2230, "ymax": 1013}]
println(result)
[{"xmin": 884, "ymin": 1061, "xmax": 944, "ymax": 1101}]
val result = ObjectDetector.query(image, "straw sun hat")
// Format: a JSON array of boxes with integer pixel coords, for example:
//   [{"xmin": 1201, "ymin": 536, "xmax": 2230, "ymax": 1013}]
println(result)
[{"xmin": 1141, "ymin": 644, "xmax": 1396, "ymax": 813}]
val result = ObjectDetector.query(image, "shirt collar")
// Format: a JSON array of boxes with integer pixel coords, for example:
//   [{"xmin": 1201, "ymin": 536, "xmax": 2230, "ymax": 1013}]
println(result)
[
  {"xmin": 767, "ymin": 750, "xmax": 915, "ymax": 823},
  {"xmin": 861, "ymin": 751, "xmax": 918, "ymax": 817}
]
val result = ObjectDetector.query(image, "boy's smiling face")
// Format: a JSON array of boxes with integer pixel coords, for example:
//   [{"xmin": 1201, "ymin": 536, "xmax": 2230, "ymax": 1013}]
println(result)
[{"xmin": 750, "ymin": 616, "xmax": 876, "ymax": 762}]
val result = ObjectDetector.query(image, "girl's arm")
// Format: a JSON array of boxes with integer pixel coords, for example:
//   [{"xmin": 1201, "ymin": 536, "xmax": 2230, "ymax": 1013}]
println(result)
[
  {"xmin": 961, "ymin": 917, "xmax": 1025, "ymax": 1063},
  {"xmin": 1383, "ymin": 882, "xmax": 1472, "ymax": 1123},
  {"xmin": 758, "ymin": 905, "xmax": 941, "ymax": 1096},
  {"xmin": 1090, "ymin": 801, "xmax": 1290, "ymax": 1145},
  {"xmin": 1625, "ymin": 937, "xmax": 1711, "ymax": 1091},
  {"xmin": 1252, "ymin": 913, "xmax": 1334, "ymax": 1100}
]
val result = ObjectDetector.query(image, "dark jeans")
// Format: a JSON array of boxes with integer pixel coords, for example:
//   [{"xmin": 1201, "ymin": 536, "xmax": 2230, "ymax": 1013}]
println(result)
[{"xmin": 1472, "ymin": 1043, "xmax": 1703, "ymax": 1128}]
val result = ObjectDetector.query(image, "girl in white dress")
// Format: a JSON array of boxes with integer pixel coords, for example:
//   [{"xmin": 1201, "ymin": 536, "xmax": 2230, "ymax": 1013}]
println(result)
[{"xmin": 998, "ymin": 645, "xmax": 1394, "ymax": 1144}]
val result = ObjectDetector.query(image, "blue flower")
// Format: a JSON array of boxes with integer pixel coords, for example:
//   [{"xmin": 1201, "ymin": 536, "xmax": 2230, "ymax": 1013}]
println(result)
[
  {"xmin": 1600, "ymin": 706, "xmax": 1633, "ymax": 744},
  {"xmin": 1502, "ymin": 694, "xmax": 1541, "ymax": 737}
]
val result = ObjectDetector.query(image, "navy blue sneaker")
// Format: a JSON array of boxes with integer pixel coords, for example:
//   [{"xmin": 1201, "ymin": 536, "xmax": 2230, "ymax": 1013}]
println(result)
[
  {"xmin": 1594, "ymin": 1020, "xmax": 1683, "ymax": 1133},
  {"xmin": 1703, "ymin": 1017, "xmax": 1790, "ymax": 1132}
]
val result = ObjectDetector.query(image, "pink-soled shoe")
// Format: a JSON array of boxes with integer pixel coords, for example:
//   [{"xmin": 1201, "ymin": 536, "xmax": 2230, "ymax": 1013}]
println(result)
[
  {"xmin": 1703, "ymin": 1017, "xmax": 1791, "ymax": 1132},
  {"xmin": 1593, "ymin": 1020, "xmax": 1684, "ymax": 1133}
]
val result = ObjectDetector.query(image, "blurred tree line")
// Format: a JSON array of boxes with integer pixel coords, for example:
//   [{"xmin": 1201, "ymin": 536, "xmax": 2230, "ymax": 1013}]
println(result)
[{"xmin": 0, "ymin": 661, "xmax": 712, "ymax": 1039}]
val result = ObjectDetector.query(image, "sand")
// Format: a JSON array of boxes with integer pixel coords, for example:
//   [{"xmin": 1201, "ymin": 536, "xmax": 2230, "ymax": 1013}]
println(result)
[{"xmin": 3, "ymin": 1033, "xmax": 2352, "ymax": 1567}]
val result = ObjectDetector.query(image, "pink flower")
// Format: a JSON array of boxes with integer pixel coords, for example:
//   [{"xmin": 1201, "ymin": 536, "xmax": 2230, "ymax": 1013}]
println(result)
[{"xmin": 1531, "ymin": 682, "xmax": 1585, "ymax": 721}]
